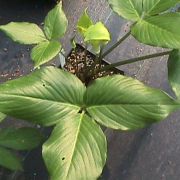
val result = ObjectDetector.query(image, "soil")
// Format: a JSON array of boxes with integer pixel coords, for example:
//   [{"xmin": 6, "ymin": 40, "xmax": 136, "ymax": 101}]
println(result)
[{"xmin": 65, "ymin": 44, "xmax": 124, "ymax": 84}]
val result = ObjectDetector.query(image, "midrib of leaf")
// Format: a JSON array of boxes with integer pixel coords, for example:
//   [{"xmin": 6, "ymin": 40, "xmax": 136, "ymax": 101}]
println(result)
[
  {"xmin": 49, "ymin": 7, "xmax": 59, "ymax": 40},
  {"xmin": 87, "ymin": 103, "xmax": 180, "ymax": 107},
  {"xmin": 35, "ymin": 42, "xmax": 50, "ymax": 63},
  {"xmin": 128, "ymin": 0, "xmax": 141, "ymax": 19},
  {"xmin": 64, "ymin": 112, "xmax": 84, "ymax": 179},
  {"xmin": 0, "ymin": 94, "xmax": 80, "ymax": 108},
  {"xmin": 77, "ymin": 26, "xmax": 87, "ymax": 33},
  {"xmin": 141, "ymin": 18, "xmax": 180, "ymax": 37},
  {"xmin": 12, "ymin": 27, "xmax": 45, "ymax": 40},
  {"xmin": 145, "ymin": 0, "xmax": 161, "ymax": 14}
]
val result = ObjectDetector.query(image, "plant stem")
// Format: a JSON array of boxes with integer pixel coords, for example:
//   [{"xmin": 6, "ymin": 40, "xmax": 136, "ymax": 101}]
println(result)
[
  {"xmin": 91, "ymin": 55, "xmax": 99, "ymax": 76},
  {"xmin": 74, "ymin": 47, "xmax": 79, "ymax": 77},
  {"xmin": 91, "ymin": 47, "xmax": 104, "ymax": 77},
  {"xmin": 99, "ymin": 50, "xmax": 172, "ymax": 72},
  {"xmin": 84, "ymin": 45, "xmax": 88, "ymax": 71},
  {"xmin": 98, "ymin": 47, "xmax": 103, "ymax": 70},
  {"xmin": 101, "ymin": 31, "xmax": 131, "ymax": 58},
  {"xmin": 84, "ymin": 45, "xmax": 88, "ymax": 79}
]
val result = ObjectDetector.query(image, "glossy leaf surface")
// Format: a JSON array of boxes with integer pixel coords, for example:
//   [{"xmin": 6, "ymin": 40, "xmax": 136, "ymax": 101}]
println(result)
[
  {"xmin": 108, "ymin": 0, "xmax": 180, "ymax": 21},
  {"xmin": 143, "ymin": 0, "xmax": 180, "ymax": 15},
  {"xmin": 0, "ymin": 22, "xmax": 46, "ymax": 44},
  {"xmin": 43, "ymin": 113, "xmax": 107, "ymax": 180},
  {"xmin": 84, "ymin": 22, "xmax": 110, "ymax": 53},
  {"xmin": 31, "ymin": 41, "xmax": 61, "ymax": 68},
  {"xmin": 0, "ymin": 67, "xmax": 85, "ymax": 126},
  {"xmin": 107, "ymin": 0, "xmax": 143, "ymax": 21},
  {"xmin": 131, "ymin": 13, "xmax": 180, "ymax": 49},
  {"xmin": 168, "ymin": 50, "xmax": 180, "ymax": 99},
  {"xmin": 84, "ymin": 22, "xmax": 110, "ymax": 42},
  {"xmin": 44, "ymin": 2, "xmax": 68, "ymax": 40},
  {"xmin": 85, "ymin": 75, "xmax": 180, "ymax": 130},
  {"xmin": 77, "ymin": 9, "xmax": 93, "ymax": 36},
  {"xmin": 0, "ymin": 127, "xmax": 43, "ymax": 150}
]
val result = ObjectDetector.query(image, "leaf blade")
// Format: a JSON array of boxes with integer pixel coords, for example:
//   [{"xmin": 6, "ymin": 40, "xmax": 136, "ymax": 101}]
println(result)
[
  {"xmin": 168, "ymin": 50, "xmax": 180, "ymax": 99},
  {"xmin": 0, "ymin": 146, "xmax": 23, "ymax": 171},
  {"xmin": 0, "ymin": 112, "xmax": 6, "ymax": 122},
  {"xmin": 85, "ymin": 75, "xmax": 179, "ymax": 130},
  {"xmin": 0, "ymin": 127, "xmax": 44, "ymax": 150},
  {"xmin": 31, "ymin": 41, "xmax": 61, "ymax": 68},
  {"xmin": 143, "ymin": 0, "xmax": 180, "ymax": 15},
  {"xmin": 84, "ymin": 22, "xmax": 110, "ymax": 42},
  {"xmin": 77, "ymin": 8, "xmax": 93, "ymax": 36},
  {"xmin": 43, "ymin": 113, "xmax": 107, "ymax": 180},
  {"xmin": 131, "ymin": 13, "xmax": 180, "ymax": 49},
  {"xmin": 84, "ymin": 22, "xmax": 110, "ymax": 54},
  {"xmin": 107, "ymin": 0, "xmax": 143, "ymax": 21},
  {"xmin": 44, "ymin": 2, "xmax": 68, "ymax": 40},
  {"xmin": 0, "ymin": 22, "xmax": 46, "ymax": 44},
  {"xmin": 0, "ymin": 67, "xmax": 85, "ymax": 126}
]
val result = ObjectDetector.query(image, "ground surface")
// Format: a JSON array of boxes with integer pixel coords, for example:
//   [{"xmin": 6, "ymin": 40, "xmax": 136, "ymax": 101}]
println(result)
[{"xmin": 0, "ymin": 0, "xmax": 180, "ymax": 180}]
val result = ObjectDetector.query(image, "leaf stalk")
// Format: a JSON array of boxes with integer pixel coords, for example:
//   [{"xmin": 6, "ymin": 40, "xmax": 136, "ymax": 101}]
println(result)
[
  {"xmin": 101, "ymin": 31, "xmax": 131, "ymax": 58},
  {"xmin": 99, "ymin": 50, "xmax": 172, "ymax": 72}
]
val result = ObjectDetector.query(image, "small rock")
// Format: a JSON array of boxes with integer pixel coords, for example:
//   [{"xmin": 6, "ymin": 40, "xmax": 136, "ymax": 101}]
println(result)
[{"xmin": 3, "ymin": 48, "xmax": 8, "ymax": 52}]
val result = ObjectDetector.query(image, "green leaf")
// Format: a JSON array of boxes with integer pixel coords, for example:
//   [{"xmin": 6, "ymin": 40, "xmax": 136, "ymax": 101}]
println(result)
[
  {"xmin": 84, "ymin": 22, "xmax": 110, "ymax": 54},
  {"xmin": 107, "ymin": 0, "xmax": 180, "ymax": 21},
  {"xmin": 143, "ymin": 0, "xmax": 180, "ymax": 15},
  {"xmin": 0, "ymin": 22, "xmax": 46, "ymax": 45},
  {"xmin": 43, "ymin": 113, "xmax": 107, "ymax": 180},
  {"xmin": 107, "ymin": 0, "xmax": 143, "ymax": 21},
  {"xmin": 85, "ymin": 22, "xmax": 110, "ymax": 42},
  {"xmin": 0, "ymin": 146, "xmax": 23, "ymax": 171},
  {"xmin": 31, "ymin": 41, "xmax": 61, "ymax": 68},
  {"xmin": 44, "ymin": 2, "xmax": 68, "ymax": 40},
  {"xmin": 168, "ymin": 50, "xmax": 180, "ymax": 99},
  {"xmin": 85, "ymin": 75, "xmax": 180, "ymax": 130},
  {"xmin": 131, "ymin": 13, "xmax": 180, "ymax": 49},
  {"xmin": 0, "ymin": 112, "xmax": 6, "ymax": 122},
  {"xmin": 0, "ymin": 127, "xmax": 44, "ymax": 150},
  {"xmin": 0, "ymin": 67, "xmax": 85, "ymax": 126},
  {"xmin": 77, "ymin": 8, "xmax": 93, "ymax": 36}
]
